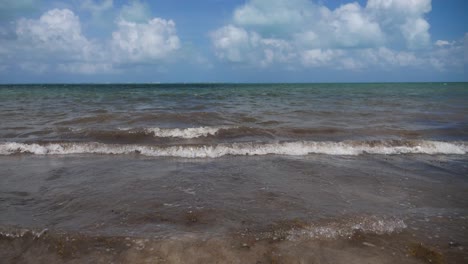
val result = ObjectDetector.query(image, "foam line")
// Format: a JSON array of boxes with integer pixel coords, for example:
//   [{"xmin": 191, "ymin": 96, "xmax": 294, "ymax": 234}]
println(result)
[
  {"xmin": 1, "ymin": 140, "xmax": 466, "ymax": 158},
  {"xmin": 119, "ymin": 126, "xmax": 230, "ymax": 138}
]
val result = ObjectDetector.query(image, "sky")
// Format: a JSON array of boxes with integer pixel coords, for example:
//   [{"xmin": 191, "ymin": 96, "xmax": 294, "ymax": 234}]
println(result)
[{"xmin": 0, "ymin": 0, "xmax": 466, "ymax": 83}]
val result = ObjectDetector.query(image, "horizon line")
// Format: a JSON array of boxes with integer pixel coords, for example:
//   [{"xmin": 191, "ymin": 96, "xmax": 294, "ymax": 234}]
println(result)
[{"xmin": 0, "ymin": 81, "xmax": 465, "ymax": 85}]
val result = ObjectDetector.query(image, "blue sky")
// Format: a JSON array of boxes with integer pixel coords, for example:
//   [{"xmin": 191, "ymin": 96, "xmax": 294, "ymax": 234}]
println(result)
[{"xmin": 0, "ymin": 0, "xmax": 466, "ymax": 83}]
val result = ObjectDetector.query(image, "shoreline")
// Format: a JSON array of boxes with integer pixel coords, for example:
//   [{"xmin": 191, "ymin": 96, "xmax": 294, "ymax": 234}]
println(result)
[{"xmin": 1, "ymin": 154, "xmax": 467, "ymax": 263}]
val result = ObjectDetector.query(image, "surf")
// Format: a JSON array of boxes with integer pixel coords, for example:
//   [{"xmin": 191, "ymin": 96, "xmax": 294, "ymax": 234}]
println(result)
[{"xmin": 1, "ymin": 140, "xmax": 466, "ymax": 158}]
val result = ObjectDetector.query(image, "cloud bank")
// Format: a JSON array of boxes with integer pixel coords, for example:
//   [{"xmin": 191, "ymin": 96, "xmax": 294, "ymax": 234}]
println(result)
[
  {"xmin": 1, "ymin": 4, "xmax": 181, "ymax": 75},
  {"xmin": 0, "ymin": 0, "xmax": 465, "ymax": 81},
  {"xmin": 210, "ymin": 0, "xmax": 463, "ymax": 72}
]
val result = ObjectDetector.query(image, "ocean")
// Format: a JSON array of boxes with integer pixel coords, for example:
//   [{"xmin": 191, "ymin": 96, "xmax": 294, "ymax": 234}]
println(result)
[{"xmin": 0, "ymin": 83, "xmax": 467, "ymax": 263}]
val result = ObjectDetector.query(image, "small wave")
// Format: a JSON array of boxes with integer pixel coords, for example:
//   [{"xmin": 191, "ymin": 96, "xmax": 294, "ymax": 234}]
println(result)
[
  {"xmin": 54, "ymin": 114, "xmax": 119, "ymax": 125},
  {"xmin": 119, "ymin": 126, "xmax": 231, "ymax": 139},
  {"xmin": 237, "ymin": 215, "xmax": 407, "ymax": 242},
  {"xmin": 127, "ymin": 112, "xmax": 223, "ymax": 124},
  {"xmin": 0, "ymin": 140, "xmax": 466, "ymax": 158},
  {"xmin": 0, "ymin": 228, "xmax": 48, "ymax": 239},
  {"xmin": 286, "ymin": 216, "xmax": 407, "ymax": 240}
]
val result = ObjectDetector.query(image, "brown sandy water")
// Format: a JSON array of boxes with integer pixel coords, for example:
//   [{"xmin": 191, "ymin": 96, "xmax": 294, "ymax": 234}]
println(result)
[
  {"xmin": 1, "ymin": 154, "xmax": 467, "ymax": 263},
  {"xmin": 1, "ymin": 83, "xmax": 467, "ymax": 263}
]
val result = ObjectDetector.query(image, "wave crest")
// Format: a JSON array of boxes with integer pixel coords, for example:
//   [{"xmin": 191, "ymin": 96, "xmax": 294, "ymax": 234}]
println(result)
[
  {"xmin": 118, "ymin": 126, "xmax": 231, "ymax": 139},
  {"xmin": 286, "ymin": 216, "xmax": 407, "ymax": 240},
  {"xmin": 0, "ymin": 140, "xmax": 466, "ymax": 158}
]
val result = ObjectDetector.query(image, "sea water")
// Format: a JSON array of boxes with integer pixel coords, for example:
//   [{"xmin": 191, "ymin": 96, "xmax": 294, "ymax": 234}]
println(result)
[{"xmin": 0, "ymin": 83, "xmax": 467, "ymax": 263}]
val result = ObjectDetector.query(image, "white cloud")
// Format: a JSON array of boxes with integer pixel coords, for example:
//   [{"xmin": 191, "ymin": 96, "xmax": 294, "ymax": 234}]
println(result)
[
  {"xmin": 233, "ymin": 0, "xmax": 316, "ymax": 35},
  {"xmin": 300, "ymin": 49, "xmax": 341, "ymax": 67},
  {"xmin": 360, "ymin": 47, "xmax": 422, "ymax": 68},
  {"xmin": 435, "ymin": 40, "xmax": 451, "ymax": 47},
  {"xmin": 81, "ymin": 0, "xmax": 113, "ymax": 14},
  {"xmin": 211, "ymin": 25, "xmax": 294, "ymax": 66},
  {"xmin": 298, "ymin": 47, "xmax": 422, "ymax": 70},
  {"xmin": 219, "ymin": 0, "xmax": 432, "ymax": 51},
  {"xmin": 400, "ymin": 17, "xmax": 430, "ymax": 49},
  {"xmin": 2, "ymin": 7, "xmax": 184, "ymax": 75},
  {"xmin": 111, "ymin": 18, "xmax": 180, "ymax": 63},
  {"xmin": 428, "ymin": 36, "xmax": 466, "ymax": 71},
  {"xmin": 12, "ymin": 9, "xmax": 110, "ymax": 74},
  {"xmin": 316, "ymin": 2, "xmax": 385, "ymax": 48},
  {"xmin": 366, "ymin": 0, "xmax": 431, "ymax": 49},
  {"xmin": 366, "ymin": 0, "xmax": 431, "ymax": 13},
  {"xmin": 119, "ymin": 0, "xmax": 151, "ymax": 23},
  {"xmin": 211, "ymin": 0, "xmax": 447, "ymax": 71},
  {"xmin": 16, "ymin": 9, "xmax": 83, "ymax": 44},
  {"xmin": 231, "ymin": 0, "xmax": 385, "ymax": 49},
  {"xmin": 211, "ymin": 25, "xmax": 250, "ymax": 62},
  {"xmin": 16, "ymin": 9, "xmax": 96, "ymax": 60}
]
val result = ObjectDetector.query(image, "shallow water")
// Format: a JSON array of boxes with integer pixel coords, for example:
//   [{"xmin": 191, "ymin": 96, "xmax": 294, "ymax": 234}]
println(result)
[
  {"xmin": 1, "ymin": 154, "xmax": 467, "ymax": 263},
  {"xmin": 0, "ymin": 83, "xmax": 467, "ymax": 263}
]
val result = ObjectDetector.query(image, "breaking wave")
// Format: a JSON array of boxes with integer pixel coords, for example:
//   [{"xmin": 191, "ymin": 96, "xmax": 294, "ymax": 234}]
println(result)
[
  {"xmin": 0, "ymin": 140, "xmax": 466, "ymax": 158},
  {"xmin": 250, "ymin": 216, "xmax": 407, "ymax": 242},
  {"xmin": 286, "ymin": 216, "xmax": 407, "ymax": 240},
  {"xmin": 118, "ymin": 126, "xmax": 231, "ymax": 139}
]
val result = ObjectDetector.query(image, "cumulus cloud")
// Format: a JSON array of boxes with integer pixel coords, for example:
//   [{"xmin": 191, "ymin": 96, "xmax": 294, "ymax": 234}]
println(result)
[
  {"xmin": 112, "ymin": 18, "xmax": 180, "ymax": 63},
  {"xmin": 366, "ymin": 0, "xmax": 431, "ymax": 48},
  {"xmin": 119, "ymin": 0, "xmax": 151, "ymax": 23},
  {"xmin": 312, "ymin": 2, "xmax": 385, "ymax": 48},
  {"xmin": 232, "ymin": 0, "xmax": 315, "ymax": 36},
  {"xmin": 230, "ymin": 0, "xmax": 385, "ymax": 49},
  {"xmin": 360, "ymin": 47, "xmax": 422, "ymax": 68},
  {"xmin": 16, "ymin": 9, "xmax": 96, "ymax": 60},
  {"xmin": 298, "ymin": 47, "xmax": 422, "ymax": 70},
  {"xmin": 9, "ymin": 8, "xmax": 110, "ymax": 74},
  {"xmin": 400, "ymin": 17, "xmax": 430, "ymax": 49},
  {"xmin": 211, "ymin": 25, "xmax": 294, "ymax": 67},
  {"xmin": 300, "ymin": 49, "xmax": 341, "ymax": 67},
  {"xmin": 2, "ymin": 6, "xmax": 183, "ymax": 75},
  {"xmin": 211, "ymin": 25, "xmax": 250, "ymax": 62},
  {"xmin": 435, "ymin": 40, "xmax": 451, "ymax": 47},
  {"xmin": 428, "ymin": 36, "xmax": 466, "ymax": 71},
  {"xmin": 210, "ymin": 0, "xmax": 447, "ymax": 71}
]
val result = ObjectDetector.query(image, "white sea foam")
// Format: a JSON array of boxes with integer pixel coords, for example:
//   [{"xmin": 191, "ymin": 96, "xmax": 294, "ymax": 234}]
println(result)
[
  {"xmin": 0, "ymin": 228, "xmax": 48, "ymax": 239},
  {"xmin": 0, "ymin": 140, "xmax": 466, "ymax": 158},
  {"xmin": 286, "ymin": 217, "xmax": 407, "ymax": 240},
  {"xmin": 119, "ymin": 126, "xmax": 230, "ymax": 138}
]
